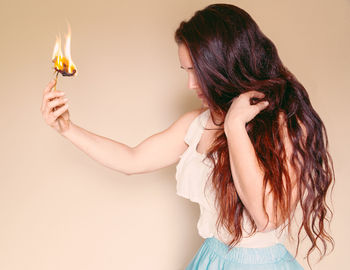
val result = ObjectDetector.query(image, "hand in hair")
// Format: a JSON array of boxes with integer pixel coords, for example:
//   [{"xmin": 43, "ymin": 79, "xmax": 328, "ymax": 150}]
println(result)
[{"xmin": 224, "ymin": 91, "xmax": 269, "ymax": 133}]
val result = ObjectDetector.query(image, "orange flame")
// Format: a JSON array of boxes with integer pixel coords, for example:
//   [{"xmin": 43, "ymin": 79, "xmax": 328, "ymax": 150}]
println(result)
[{"xmin": 52, "ymin": 25, "xmax": 77, "ymax": 76}]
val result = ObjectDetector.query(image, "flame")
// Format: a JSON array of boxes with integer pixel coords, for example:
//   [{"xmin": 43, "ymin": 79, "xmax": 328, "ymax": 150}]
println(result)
[{"xmin": 52, "ymin": 25, "xmax": 77, "ymax": 76}]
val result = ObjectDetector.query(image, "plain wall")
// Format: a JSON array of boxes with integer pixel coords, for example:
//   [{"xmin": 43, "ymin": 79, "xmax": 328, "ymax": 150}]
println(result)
[{"xmin": 0, "ymin": 0, "xmax": 349, "ymax": 269}]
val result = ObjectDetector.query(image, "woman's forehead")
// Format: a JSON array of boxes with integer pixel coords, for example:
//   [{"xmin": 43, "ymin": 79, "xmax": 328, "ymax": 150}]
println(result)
[{"xmin": 178, "ymin": 44, "xmax": 194, "ymax": 69}]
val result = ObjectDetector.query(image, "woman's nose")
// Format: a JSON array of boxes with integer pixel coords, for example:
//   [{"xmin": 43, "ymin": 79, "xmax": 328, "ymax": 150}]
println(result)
[{"xmin": 188, "ymin": 72, "xmax": 199, "ymax": 90}]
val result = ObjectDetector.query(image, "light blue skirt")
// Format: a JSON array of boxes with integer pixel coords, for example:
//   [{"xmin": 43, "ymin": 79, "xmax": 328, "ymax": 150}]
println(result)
[{"xmin": 186, "ymin": 237, "xmax": 304, "ymax": 270}]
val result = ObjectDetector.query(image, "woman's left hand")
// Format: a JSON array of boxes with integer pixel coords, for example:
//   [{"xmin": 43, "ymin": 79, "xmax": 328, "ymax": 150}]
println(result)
[{"xmin": 224, "ymin": 90, "xmax": 269, "ymax": 133}]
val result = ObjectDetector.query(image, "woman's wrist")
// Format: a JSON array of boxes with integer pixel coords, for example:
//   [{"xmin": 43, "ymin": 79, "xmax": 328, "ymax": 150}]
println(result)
[
  {"xmin": 224, "ymin": 118, "xmax": 246, "ymax": 136},
  {"xmin": 60, "ymin": 121, "xmax": 74, "ymax": 139}
]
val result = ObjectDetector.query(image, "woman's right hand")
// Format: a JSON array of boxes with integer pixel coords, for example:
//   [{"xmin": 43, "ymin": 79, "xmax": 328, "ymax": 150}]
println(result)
[{"xmin": 41, "ymin": 79, "xmax": 71, "ymax": 135}]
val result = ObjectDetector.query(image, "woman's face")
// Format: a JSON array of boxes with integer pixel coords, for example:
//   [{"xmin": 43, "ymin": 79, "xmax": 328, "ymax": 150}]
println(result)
[{"xmin": 178, "ymin": 43, "xmax": 207, "ymax": 105}]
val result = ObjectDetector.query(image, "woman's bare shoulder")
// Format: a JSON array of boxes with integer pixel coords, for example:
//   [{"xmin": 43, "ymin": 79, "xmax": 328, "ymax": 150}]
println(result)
[
  {"xmin": 166, "ymin": 108, "xmax": 205, "ymax": 141},
  {"xmin": 176, "ymin": 108, "xmax": 204, "ymax": 127}
]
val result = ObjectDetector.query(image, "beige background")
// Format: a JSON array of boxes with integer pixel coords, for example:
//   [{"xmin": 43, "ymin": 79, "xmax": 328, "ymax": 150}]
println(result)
[{"xmin": 0, "ymin": 0, "xmax": 349, "ymax": 269}]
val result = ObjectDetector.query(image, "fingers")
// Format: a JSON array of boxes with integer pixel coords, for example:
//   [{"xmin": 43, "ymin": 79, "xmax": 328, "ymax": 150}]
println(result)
[
  {"xmin": 41, "ymin": 79, "xmax": 69, "ymax": 122},
  {"xmin": 246, "ymin": 90, "xmax": 265, "ymax": 99},
  {"xmin": 244, "ymin": 90, "xmax": 268, "ymax": 110},
  {"xmin": 243, "ymin": 91, "xmax": 269, "ymax": 114},
  {"xmin": 47, "ymin": 96, "xmax": 69, "ymax": 112},
  {"xmin": 51, "ymin": 104, "xmax": 69, "ymax": 120},
  {"xmin": 255, "ymin": 100, "xmax": 269, "ymax": 111},
  {"xmin": 44, "ymin": 79, "xmax": 57, "ymax": 93},
  {"xmin": 42, "ymin": 95, "xmax": 69, "ymax": 125},
  {"xmin": 41, "ymin": 79, "xmax": 58, "ymax": 110},
  {"xmin": 41, "ymin": 87, "xmax": 65, "ymax": 112}
]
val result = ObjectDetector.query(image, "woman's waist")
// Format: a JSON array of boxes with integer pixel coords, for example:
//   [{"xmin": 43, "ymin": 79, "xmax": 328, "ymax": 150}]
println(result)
[
  {"xmin": 214, "ymin": 232, "xmax": 287, "ymax": 248},
  {"xmin": 203, "ymin": 237, "xmax": 289, "ymax": 264},
  {"xmin": 213, "ymin": 221, "xmax": 287, "ymax": 248},
  {"xmin": 198, "ymin": 206, "xmax": 287, "ymax": 248}
]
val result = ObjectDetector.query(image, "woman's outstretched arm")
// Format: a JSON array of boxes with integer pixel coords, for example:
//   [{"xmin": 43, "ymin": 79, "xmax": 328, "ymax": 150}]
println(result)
[
  {"xmin": 61, "ymin": 110, "xmax": 199, "ymax": 175},
  {"xmin": 41, "ymin": 79, "xmax": 202, "ymax": 175}
]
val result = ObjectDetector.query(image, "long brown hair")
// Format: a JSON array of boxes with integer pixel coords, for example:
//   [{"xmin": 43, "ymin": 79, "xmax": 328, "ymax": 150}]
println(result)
[{"xmin": 175, "ymin": 4, "xmax": 334, "ymax": 269}]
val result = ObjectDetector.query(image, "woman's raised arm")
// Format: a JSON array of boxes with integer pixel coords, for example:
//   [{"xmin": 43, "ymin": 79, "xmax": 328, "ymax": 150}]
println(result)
[
  {"xmin": 41, "ymin": 79, "xmax": 201, "ymax": 175},
  {"xmin": 224, "ymin": 91, "xmax": 302, "ymax": 232}
]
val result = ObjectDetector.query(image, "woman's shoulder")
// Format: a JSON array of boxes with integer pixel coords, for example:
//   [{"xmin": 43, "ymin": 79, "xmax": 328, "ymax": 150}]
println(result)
[
  {"xmin": 177, "ymin": 107, "xmax": 207, "ymax": 127},
  {"xmin": 170, "ymin": 108, "xmax": 207, "ymax": 143}
]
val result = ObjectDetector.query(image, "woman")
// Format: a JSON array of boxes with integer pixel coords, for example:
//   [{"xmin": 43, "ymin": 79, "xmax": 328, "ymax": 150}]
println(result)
[{"xmin": 40, "ymin": 4, "xmax": 334, "ymax": 270}]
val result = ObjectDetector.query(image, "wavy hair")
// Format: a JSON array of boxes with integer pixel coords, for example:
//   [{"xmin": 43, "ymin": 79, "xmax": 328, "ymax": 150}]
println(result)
[{"xmin": 175, "ymin": 4, "xmax": 334, "ymax": 269}]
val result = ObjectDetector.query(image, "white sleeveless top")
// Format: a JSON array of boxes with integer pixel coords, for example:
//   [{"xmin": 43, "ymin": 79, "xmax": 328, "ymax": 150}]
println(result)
[{"xmin": 175, "ymin": 108, "xmax": 288, "ymax": 247}]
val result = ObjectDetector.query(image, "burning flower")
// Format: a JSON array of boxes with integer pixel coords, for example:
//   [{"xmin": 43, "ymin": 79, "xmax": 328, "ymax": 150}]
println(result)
[{"xmin": 52, "ymin": 25, "xmax": 77, "ymax": 78}]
